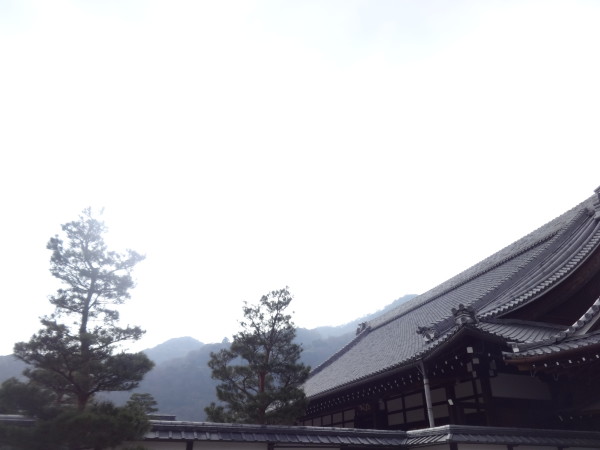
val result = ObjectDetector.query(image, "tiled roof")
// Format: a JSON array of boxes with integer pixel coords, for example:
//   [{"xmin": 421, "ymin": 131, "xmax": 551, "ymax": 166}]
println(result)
[
  {"xmin": 146, "ymin": 421, "xmax": 406, "ymax": 446},
  {"xmin": 562, "ymin": 296, "xmax": 600, "ymax": 337},
  {"xmin": 405, "ymin": 425, "xmax": 600, "ymax": 448},
  {"xmin": 144, "ymin": 421, "xmax": 600, "ymax": 448},
  {"xmin": 4, "ymin": 415, "xmax": 600, "ymax": 448},
  {"xmin": 505, "ymin": 330, "xmax": 600, "ymax": 360},
  {"xmin": 475, "ymin": 319, "xmax": 563, "ymax": 343},
  {"xmin": 480, "ymin": 215, "xmax": 600, "ymax": 319},
  {"xmin": 305, "ymin": 191, "xmax": 600, "ymax": 399},
  {"xmin": 499, "ymin": 294, "xmax": 600, "ymax": 359}
]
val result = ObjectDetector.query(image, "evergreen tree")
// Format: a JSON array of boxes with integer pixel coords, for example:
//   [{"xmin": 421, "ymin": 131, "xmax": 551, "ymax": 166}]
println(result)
[
  {"xmin": 205, "ymin": 288, "xmax": 310, "ymax": 425},
  {"xmin": 0, "ymin": 381, "xmax": 150, "ymax": 450},
  {"xmin": 126, "ymin": 392, "xmax": 159, "ymax": 415},
  {"xmin": 2, "ymin": 208, "xmax": 154, "ymax": 449}
]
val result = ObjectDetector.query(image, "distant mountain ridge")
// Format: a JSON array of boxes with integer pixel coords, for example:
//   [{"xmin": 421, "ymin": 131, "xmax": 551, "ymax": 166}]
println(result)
[
  {"xmin": 0, "ymin": 355, "xmax": 25, "ymax": 383},
  {"xmin": 144, "ymin": 336, "xmax": 206, "ymax": 365},
  {"xmin": 0, "ymin": 294, "xmax": 416, "ymax": 421}
]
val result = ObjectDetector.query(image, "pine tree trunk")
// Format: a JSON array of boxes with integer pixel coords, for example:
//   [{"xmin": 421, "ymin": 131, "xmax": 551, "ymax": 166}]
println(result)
[{"xmin": 78, "ymin": 268, "xmax": 97, "ymax": 411}]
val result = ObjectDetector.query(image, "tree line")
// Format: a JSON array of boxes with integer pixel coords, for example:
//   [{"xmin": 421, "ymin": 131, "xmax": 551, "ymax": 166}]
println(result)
[{"xmin": 0, "ymin": 209, "xmax": 310, "ymax": 449}]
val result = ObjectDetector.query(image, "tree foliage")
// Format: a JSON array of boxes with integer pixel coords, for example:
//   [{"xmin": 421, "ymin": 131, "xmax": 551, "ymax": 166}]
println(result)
[
  {"xmin": 0, "ymin": 381, "xmax": 150, "ymax": 450},
  {"xmin": 205, "ymin": 288, "xmax": 310, "ymax": 425},
  {"xmin": 2, "ymin": 208, "xmax": 154, "ymax": 449},
  {"xmin": 126, "ymin": 392, "xmax": 159, "ymax": 415}
]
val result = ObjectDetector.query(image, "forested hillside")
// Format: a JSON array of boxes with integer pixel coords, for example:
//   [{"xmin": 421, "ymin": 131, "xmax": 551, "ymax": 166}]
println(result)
[{"xmin": 0, "ymin": 295, "xmax": 415, "ymax": 421}]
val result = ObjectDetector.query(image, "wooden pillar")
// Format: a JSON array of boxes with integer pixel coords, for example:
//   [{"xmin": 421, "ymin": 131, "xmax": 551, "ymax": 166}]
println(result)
[
  {"xmin": 478, "ymin": 354, "xmax": 496, "ymax": 426},
  {"xmin": 446, "ymin": 384, "xmax": 459, "ymax": 425},
  {"xmin": 419, "ymin": 361, "xmax": 435, "ymax": 428}
]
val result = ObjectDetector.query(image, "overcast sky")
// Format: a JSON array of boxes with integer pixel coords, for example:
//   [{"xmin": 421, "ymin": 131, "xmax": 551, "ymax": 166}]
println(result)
[{"xmin": 1, "ymin": 0, "xmax": 599, "ymax": 356}]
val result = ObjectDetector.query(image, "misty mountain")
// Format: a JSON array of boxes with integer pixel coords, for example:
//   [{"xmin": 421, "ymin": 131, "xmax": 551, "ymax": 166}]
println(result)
[
  {"xmin": 0, "ymin": 294, "xmax": 416, "ymax": 421},
  {"xmin": 144, "ymin": 336, "xmax": 206, "ymax": 365},
  {"xmin": 0, "ymin": 355, "xmax": 25, "ymax": 382}
]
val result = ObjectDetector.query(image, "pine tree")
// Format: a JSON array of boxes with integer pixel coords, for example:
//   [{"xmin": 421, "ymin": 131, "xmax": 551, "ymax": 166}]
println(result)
[
  {"xmin": 2, "ymin": 208, "xmax": 154, "ymax": 449},
  {"xmin": 126, "ymin": 393, "xmax": 159, "ymax": 415},
  {"xmin": 205, "ymin": 288, "xmax": 310, "ymax": 425}
]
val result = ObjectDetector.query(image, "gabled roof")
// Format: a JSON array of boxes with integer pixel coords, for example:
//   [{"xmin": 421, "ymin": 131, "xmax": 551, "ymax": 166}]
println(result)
[{"xmin": 304, "ymin": 189, "xmax": 600, "ymax": 399}]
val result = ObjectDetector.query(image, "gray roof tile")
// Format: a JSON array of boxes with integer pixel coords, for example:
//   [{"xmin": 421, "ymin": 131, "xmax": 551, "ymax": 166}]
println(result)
[
  {"xmin": 305, "ymin": 193, "xmax": 600, "ymax": 398},
  {"xmin": 146, "ymin": 421, "xmax": 406, "ymax": 446},
  {"xmin": 505, "ymin": 331, "xmax": 600, "ymax": 360},
  {"xmin": 476, "ymin": 319, "xmax": 562, "ymax": 343},
  {"xmin": 405, "ymin": 425, "xmax": 600, "ymax": 447}
]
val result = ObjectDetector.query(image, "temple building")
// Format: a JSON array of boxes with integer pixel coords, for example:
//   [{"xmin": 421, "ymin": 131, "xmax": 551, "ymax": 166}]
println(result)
[
  {"xmin": 7, "ymin": 187, "xmax": 600, "ymax": 449},
  {"xmin": 300, "ymin": 186, "xmax": 600, "ymax": 434},
  {"xmin": 132, "ymin": 186, "xmax": 600, "ymax": 447}
]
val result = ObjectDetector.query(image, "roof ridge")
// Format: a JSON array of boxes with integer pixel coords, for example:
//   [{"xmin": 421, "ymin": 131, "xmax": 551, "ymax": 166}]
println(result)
[
  {"xmin": 419, "ymin": 205, "xmax": 596, "ymax": 334},
  {"xmin": 372, "ymin": 198, "xmax": 597, "ymax": 331},
  {"xmin": 483, "ymin": 317, "xmax": 565, "ymax": 330},
  {"xmin": 563, "ymin": 296, "xmax": 600, "ymax": 337},
  {"xmin": 424, "ymin": 246, "xmax": 548, "ymax": 336},
  {"xmin": 475, "ymin": 207, "xmax": 596, "ymax": 317},
  {"xmin": 368, "ymin": 229, "xmax": 559, "ymax": 333}
]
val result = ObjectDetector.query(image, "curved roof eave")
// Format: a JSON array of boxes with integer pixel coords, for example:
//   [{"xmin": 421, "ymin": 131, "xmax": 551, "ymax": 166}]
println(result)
[
  {"xmin": 306, "ymin": 324, "xmax": 507, "ymax": 400},
  {"xmin": 304, "ymin": 191, "xmax": 600, "ymax": 400}
]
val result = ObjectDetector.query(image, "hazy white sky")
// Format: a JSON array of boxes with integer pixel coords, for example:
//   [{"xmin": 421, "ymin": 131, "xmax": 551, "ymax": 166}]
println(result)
[{"xmin": 1, "ymin": 0, "xmax": 600, "ymax": 356}]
